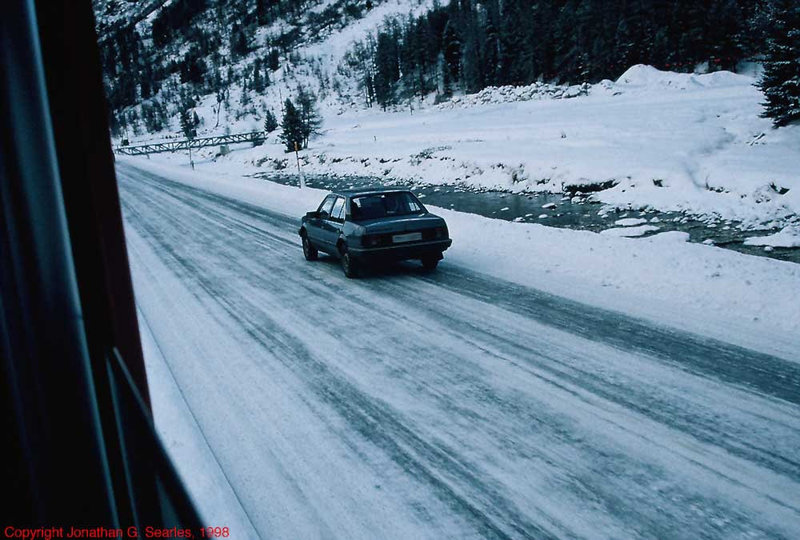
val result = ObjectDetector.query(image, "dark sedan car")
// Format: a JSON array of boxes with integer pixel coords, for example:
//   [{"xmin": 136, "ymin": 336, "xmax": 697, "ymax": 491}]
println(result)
[{"xmin": 299, "ymin": 188, "xmax": 452, "ymax": 277}]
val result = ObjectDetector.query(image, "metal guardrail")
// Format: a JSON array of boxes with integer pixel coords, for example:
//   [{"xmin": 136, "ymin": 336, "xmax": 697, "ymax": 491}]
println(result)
[{"xmin": 116, "ymin": 131, "xmax": 268, "ymax": 156}]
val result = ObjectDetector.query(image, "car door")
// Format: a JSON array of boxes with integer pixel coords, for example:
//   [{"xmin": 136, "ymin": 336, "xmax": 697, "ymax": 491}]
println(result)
[
  {"xmin": 307, "ymin": 195, "xmax": 336, "ymax": 248},
  {"xmin": 319, "ymin": 196, "xmax": 346, "ymax": 252}
]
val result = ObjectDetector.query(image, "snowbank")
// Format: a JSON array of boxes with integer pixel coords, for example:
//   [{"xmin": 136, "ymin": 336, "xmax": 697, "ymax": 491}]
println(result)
[
  {"xmin": 438, "ymin": 81, "xmax": 589, "ymax": 109},
  {"xmin": 745, "ymin": 226, "xmax": 800, "ymax": 248},
  {"xmin": 615, "ymin": 64, "xmax": 753, "ymax": 90}
]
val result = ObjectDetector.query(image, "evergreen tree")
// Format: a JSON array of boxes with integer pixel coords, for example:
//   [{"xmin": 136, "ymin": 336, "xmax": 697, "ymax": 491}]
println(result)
[
  {"xmin": 614, "ymin": 14, "xmax": 635, "ymax": 69},
  {"xmin": 374, "ymin": 30, "xmax": 399, "ymax": 108},
  {"xmin": 230, "ymin": 24, "xmax": 250, "ymax": 58},
  {"xmin": 442, "ymin": 19, "xmax": 461, "ymax": 88},
  {"xmin": 363, "ymin": 70, "xmax": 376, "ymax": 107},
  {"xmin": 252, "ymin": 59, "xmax": 265, "ymax": 93},
  {"xmin": 296, "ymin": 87, "xmax": 322, "ymax": 148},
  {"xmin": 263, "ymin": 62, "xmax": 271, "ymax": 87},
  {"xmin": 267, "ymin": 49, "xmax": 281, "ymax": 71},
  {"xmin": 179, "ymin": 108, "xmax": 198, "ymax": 139},
  {"xmin": 400, "ymin": 16, "xmax": 418, "ymax": 81},
  {"xmin": 481, "ymin": 8, "xmax": 501, "ymax": 87},
  {"xmin": 461, "ymin": 30, "xmax": 482, "ymax": 92},
  {"xmin": 280, "ymin": 99, "xmax": 303, "ymax": 152},
  {"xmin": 264, "ymin": 109, "xmax": 278, "ymax": 133},
  {"xmin": 499, "ymin": 0, "xmax": 536, "ymax": 85},
  {"xmin": 650, "ymin": 28, "xmax": 670, "ymax": 68},
  {"xmin": 738, "ymin": 1, "xmax": 772, "ymax": 62},
  {"xmin": 673, "ymin": 0, "xmax": 706, "ymax": 69},
  {"xmin": 707, "ymin": 0, "xmax": 742, "ymax": 71},
  {"xmin": 179, "ymin": 48, "xmax": 207, "ymax": 85},
  {"xmin": 179, "ymin": 106, "xmax": 199, "ymax": 168},
  {"xmin": 759, "ymin": 0, "xmax": 800, "ymax": 127},
  {"xmin": 256, "ymin": 0, "xmax": 271, "ymax": 25},
  {"xmin": 459, "ymin": 7, "xmax": 483, "ymax": 93}
]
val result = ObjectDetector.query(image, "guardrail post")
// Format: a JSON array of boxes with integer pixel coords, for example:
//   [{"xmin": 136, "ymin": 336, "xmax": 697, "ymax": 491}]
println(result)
[{"xmin": 294, "ymin": 141, "xmax": 305, "ymax": 189}]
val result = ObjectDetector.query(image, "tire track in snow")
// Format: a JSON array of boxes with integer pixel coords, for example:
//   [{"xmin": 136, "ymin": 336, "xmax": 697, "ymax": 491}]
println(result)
[
  {"xmin": 121, "ymin": 164, "xmax": 800, "ymax": 406},
  {"xmin": 119, "ymin": 166, "xmax": 557, "ymax": 540},
  {"xmin": 120, "ymin": 164, "xmax": 800, "ymax": 480},
  {"xmin": 117, "ymin": 163, "xmax": 800, "ymax": 539}
]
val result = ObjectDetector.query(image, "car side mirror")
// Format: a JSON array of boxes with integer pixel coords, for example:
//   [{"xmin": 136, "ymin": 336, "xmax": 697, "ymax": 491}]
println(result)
[
  {"xmin": 318, "ymin": 211, "xmax": 329, "ymax": 220},
  {"xmin": 306, "ymin": 211, "xmax": 319, "ymax": 219}
]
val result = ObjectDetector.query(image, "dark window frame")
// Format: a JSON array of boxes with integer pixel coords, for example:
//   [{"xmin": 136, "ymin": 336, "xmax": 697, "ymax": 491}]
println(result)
[{"xmin": 0, "ymin": 0, "xmax": 203, "ymax": 528}]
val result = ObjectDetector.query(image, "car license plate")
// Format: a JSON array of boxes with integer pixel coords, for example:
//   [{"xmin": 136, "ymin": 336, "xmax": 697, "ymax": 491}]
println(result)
[{"xmin": 392, "ymin": 232, "xmax": 422, "ymax": 243}]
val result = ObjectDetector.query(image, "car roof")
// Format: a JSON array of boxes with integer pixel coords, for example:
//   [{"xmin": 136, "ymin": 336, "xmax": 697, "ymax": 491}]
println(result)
[{"xmin": 332, "ymin": 187, "xmax": 412, "ymax": 198}]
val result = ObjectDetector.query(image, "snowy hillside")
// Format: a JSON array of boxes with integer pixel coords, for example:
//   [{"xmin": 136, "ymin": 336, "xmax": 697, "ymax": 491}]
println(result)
[
  {"xmin": 95, "ymin": 0, "xmax": 436, "ymax": 136},
  {"xmin": 95, "ymin": 1, "xmax": 798, "ymax": 236}
]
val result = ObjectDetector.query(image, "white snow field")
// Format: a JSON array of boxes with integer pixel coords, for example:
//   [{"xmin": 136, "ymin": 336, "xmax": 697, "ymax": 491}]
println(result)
[
  {"xmin": 144, "ymin": 64, "xmax": 799, "ymax": 237},
  {"xmin": 117, "ymin": 158, "xmax": 800, "ymax": 540}
]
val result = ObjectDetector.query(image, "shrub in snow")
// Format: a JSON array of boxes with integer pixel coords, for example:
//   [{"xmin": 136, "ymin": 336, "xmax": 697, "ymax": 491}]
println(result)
[
  {"xmin": 280, "ymin": 99, "xmax": 303, "ymax": 152},
  {"xmin": 264, "ymin": 110, "xmax": 278, "ymax": 133}
]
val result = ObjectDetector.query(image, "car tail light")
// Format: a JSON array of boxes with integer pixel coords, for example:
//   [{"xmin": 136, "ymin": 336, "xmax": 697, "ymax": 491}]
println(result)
[
  {"xmin": 363, "ymin": 235, "xmax": 380, "ymax": 247},
  {"xmin": 435, "ymin": 226, "xmax": 447, "ymax": 239}
]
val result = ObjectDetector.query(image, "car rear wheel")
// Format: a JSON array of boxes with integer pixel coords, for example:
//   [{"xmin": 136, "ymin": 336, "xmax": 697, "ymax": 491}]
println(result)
[
  {"xmin": 340, "ymin": 246, "xmax": 359, "ymax": 278},
  {"xmin": 302, "ymin": 235, "xmax": 318, "ymax": 261},
  {"xmin": 421, "ymin": 256, "xmax": 439, "ymax": 271}
]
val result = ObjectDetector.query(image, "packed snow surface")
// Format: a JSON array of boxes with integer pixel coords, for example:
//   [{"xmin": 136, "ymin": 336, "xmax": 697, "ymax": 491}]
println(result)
[{"xmin": 118, "ymin": 156, "xmax": 800, "ymax": 539}]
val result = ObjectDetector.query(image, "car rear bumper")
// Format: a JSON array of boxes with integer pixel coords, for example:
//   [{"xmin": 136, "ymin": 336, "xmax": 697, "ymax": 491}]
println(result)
[{"xmin": 349, "ymin": 239, "xmax": 452, "ymax": 261}]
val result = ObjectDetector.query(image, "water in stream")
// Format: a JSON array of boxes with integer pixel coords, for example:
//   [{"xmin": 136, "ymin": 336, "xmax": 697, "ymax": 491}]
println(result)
[{"xmin": 248, "ymin": 172, "xmax": 799, "ymax": 264}]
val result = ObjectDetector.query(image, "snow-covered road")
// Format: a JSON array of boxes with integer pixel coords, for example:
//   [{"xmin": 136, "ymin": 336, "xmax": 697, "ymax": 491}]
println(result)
[{"xmin": 118, "ymin": 162, "xmax": 800, "ymax": 539}]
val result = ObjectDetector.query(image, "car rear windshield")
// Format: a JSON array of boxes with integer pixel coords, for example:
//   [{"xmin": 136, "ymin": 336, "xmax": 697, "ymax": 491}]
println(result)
[{"xmin": 351, "ymin": 192, "xmax": 425, "ymax": 220}]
